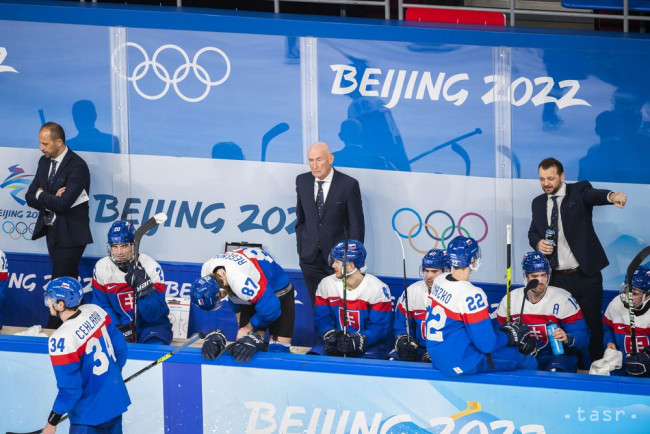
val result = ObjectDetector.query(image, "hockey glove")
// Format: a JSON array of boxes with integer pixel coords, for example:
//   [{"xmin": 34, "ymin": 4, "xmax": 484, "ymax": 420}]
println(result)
[
  {"xmin": 500, "ymin": 322, "xmax": 531, "ymax": 347},
  {"xmin": 624, "ymin": 349, "xmax": 650, "ymax": 377},
  {"xmin": 125, "ymin": 262, "xmax": 155, "ymax": 299},
  {"xmin": 201, "ymin": 329, "xmax": 227, "ymax": 360},
  {"xmin": 336, "ymin": 331, "xmax": 366, "ymax": 357},
  {"xmin": 322, "ymin": 329, "xmax": 340, "ymax": 356},
  {"xmin": 231, "ymin": 332, "xmax": 265, "ymax": 363},
  {"xmin": 518, "ymin": 331, "xmax": 538, "ymax": 356},
  {"xmin": 395, "ymin": 335, "xmax": 419, "ymax": 361},
  {"xmin": 421, "ymin": 351, "xmax": 431, "ymax": 363},
  {"xmin": 117, "ymin": 323, "xmax": 135, "ymax": 343}
]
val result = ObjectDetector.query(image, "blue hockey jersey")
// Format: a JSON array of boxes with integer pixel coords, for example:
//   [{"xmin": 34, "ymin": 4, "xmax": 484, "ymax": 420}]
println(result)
[
  {"xmin": 603, "ymin": 296, "xmax": 650, "ymax": 358},
  {"xmin": 394, "ymin": 279, "xmax": 429, "ymax": 348},
  {"xmin": 201, "ymin": 248, "xmax": 291, "ymax": 330},
  {"xmin": 426, "ymin": 273, "xmax": 509, "ymax": 376},
  {"xmin": 92, "ymin": 254, "xmax": 172, "ymax": 344},
  {"xmin": 48, "ymin": 304, "xmax": 130, "ymax": 425},
  {"xmin": 314, "ymin": 273, "xmax": 392, "ymax": 348},
  {"xmin": 496, "ymin": 285, "xmax": 589, "ymax": 359}
]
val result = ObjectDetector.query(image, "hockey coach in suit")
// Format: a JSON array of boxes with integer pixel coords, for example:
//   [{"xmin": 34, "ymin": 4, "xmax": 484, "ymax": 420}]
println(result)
[
  {"xmin": 26, "ymin": 122, "xmax": 93, "ymax": 326},
  {"xmin": 295, "ymin": 141, "xmax": 365, "ymax": 305},
  {"xmin": 528, "ymin": 157, "xmax": 626, "ymax": 364}
]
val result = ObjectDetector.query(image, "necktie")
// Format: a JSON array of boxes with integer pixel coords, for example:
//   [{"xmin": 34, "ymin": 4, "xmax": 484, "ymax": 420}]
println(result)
[
  {"xmin": 550, "ymin": 196, "xmax": 559, "ymax": 269},
  {"xmin": 316, "ymin": 181, "xmax": 325, "ymax": 218},
  {"xmin": 48, "ymin": 160, "xmax": 58, "ymax": 188}
]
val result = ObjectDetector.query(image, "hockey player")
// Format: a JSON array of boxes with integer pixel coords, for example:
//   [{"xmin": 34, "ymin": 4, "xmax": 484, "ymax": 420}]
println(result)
[
  {"xmin": 389, "ymin": 249, "xmax": 450, "ymax": 362},
  {"xmin": 42, "ymin": 277, "xmax": 130, "ymax": 433},
  {"xmin": 496, "ymin": 252, "xmax": 590, "ymax": 372},
  {"xmin": 0, "ymin": 249, "xmax": 7, "ymax": 330},
  {"xmin": 92, "ymin": 220, "xmax": 172, "ymax": 344},
  {"xmin": 426, "ymin": 236, "xmax": 538, "ymax": 376},
  {"xmin": 604, "ymin": 265, "xmax": 650, "ymax": 376},
  {"xmin": 192, "ymin": 247, "xmax": 295, "ymax": 362},
  {"xmin": 310, "ymin": 239, "xmax": 393, "ymax": 358}
]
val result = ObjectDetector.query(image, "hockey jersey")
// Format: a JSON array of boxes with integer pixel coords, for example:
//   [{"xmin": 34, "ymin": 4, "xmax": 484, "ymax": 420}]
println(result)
[
  {"xmin": 48, "ymin": 304, "xmax": 130, "ymax": 425},
  {"xmin": 496, "ymin": 285, "xmax": 589, "ymax": 357},
  {"xmin": 314, "ymin": 273, "xmax": 392, "ymax": 347},
  {"xmin": 603, "ymin": 296, "xmax": 650, "ymax": 357},
  {"xmin": 426, "ymin": 273, "xmax": 509, "ymax": 376},
  {"xmin": 92, "ymin": 253, "xmax": 172, "ymax": 344},
  {"xmin": 201, "ymin": 248, "xmax": 291, "ymax": 330},
  {"xmin": 394, "ymin": 279, "xmax": 429, "ymax": 348},
  {"xmin": 0, "ymin": 249, "xmax": 6, "ymax": 329}
]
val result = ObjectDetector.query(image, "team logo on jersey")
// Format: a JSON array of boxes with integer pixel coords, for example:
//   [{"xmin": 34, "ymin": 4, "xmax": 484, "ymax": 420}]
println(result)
[
  {"xmin": 528, "ymin": 324, "xmax": 548, "ymax": 342},
  {"xmin": 117, "ymin": 291, "xmax": 135, "ymax": 312},
  {"xmin": 624, "ymin": 335, "xmax": 649, "ymax": 354},
  {"xmin": 339, "ymin": 309, "xmax": 361, "ymax": 331},
  {"xmin": 1, "ymin": 164, "xmax": 34, "ymax": 206}
]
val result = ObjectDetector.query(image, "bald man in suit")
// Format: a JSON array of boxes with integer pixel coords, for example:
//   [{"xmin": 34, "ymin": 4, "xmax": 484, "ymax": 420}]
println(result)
[{"xmin": 295, "ymin": 142, "xmax": 365, "ymax": 305}]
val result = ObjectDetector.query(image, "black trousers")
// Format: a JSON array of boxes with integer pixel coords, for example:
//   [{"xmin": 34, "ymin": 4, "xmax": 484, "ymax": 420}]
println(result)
[
  {"xmin": 45, "ymin": 234, "xmax": 86, "ymax": 329},
  {"xmin": 551, "ymin": 269, "xmax": 604, "ymax": 367},
  {"xmin": 299, "ymin": 252, "xmax": 334, "ymax": 306}
]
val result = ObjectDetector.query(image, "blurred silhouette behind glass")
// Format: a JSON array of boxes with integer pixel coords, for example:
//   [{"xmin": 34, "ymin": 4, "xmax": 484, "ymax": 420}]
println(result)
[{"xmin": 67, "ymin": 100, "xmax": 119, "ymax": 153}]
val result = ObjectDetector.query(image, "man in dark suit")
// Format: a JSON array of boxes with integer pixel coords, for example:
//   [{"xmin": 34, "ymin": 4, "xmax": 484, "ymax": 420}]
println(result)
[
  {"xmin": 26, "ymin": 122, "xmax": 93, "ymax": 327},
  {"xmin": 528, "ymin": 157, "xmax": 626, "ymax": 364},
  {"xmin": 295, "ymin": 141, "xmax": 365, "ymax": 305}
]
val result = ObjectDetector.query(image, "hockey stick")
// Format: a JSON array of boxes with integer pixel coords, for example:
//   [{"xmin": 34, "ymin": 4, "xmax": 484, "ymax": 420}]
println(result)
[
  {"xmin": 518, "ymin": 279, "xmax": 539, "ymax": 323},
  {"xmin": 7, "ymin": 333, "xmax": 200, "ymax": 434},
  {"xmin": 394, "ymin": 230, "xmax": 411, "ymax": 341},
  {"xmin": 261, "ymin": 122, "xmax": 289, "ymax": 162},
  {"xmin": 408, "ymin": 128, "xmax": 481, "ymax": 164},
  {"xmin": 505, "ymin": 225, "xmax": 512, "ymax": 322},
  {"xmin": 342, "ymin": 237, "xmax": 349, "ymax": 334},
  {"xmin": 130, "ymin": 213, "xmax": 167, "ymax": 343},
  {"xmin": 625, "ymin": 246, "xmax": 650, "ymax": 355}
]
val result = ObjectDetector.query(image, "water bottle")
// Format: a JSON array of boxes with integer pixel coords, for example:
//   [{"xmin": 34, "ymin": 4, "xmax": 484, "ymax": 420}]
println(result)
[
  {"xmin": 546, "ymin": 322, "xmax": 564, "ymax": 355},
  {"xmin": 545, "ymin": 226, "xmax": 556, "ymax": 243}
]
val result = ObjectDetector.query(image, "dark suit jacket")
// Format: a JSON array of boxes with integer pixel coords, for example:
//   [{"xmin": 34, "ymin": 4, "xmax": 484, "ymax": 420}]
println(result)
[
  {"xmin": 528, "ymin": 181, "xmax": 611, "ymax": 276},
  {"xmin": 25, "ymin": 148, "xmax": 93, "ymax": 248},
  {"xmin": 295, "ymin": 168, "xmax": 365, "ymax": 263}
]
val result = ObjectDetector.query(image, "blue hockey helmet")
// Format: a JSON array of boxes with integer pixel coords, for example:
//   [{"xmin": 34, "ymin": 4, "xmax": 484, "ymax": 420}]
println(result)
[
  {"xmin": 107, "ymin": 220, "xmax": 135, "ymax": 267},
  {"xmin": 328, "ymin": 239, "xmax": 366, "ymax": 270},
  {"xmin": 632, "ymin": 265, "xmax": 650, "ymax": 291},
  {"xmin": 620, "ymin": 265, "xmax": 650, "ymax": 312},
  {"xmin": 44, "ymin": 276, "xmax": 83, "ymax": 309},
  {"xmin": 521, "ymin": 251, "xmax": 551, "ymax": 278},
  {"xmin": 107, "ymin": 220, "xmax": 135, "ymax": 244},
  {"xmin": 190, "ymin": 276, "xmax": 225, "ymax": 312},
  {"xmin": 421, "ymin": 249, "xmax": 450, "ymax": 275},
  {"xmin": 446, "ymin": 236, "xmax": 481, "ymax": 271}
]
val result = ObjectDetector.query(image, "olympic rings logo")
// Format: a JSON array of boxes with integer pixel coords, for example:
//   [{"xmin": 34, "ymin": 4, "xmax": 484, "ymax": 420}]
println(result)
[
  {"xmin": 392, "ymin": 208, "xmax": 488, "ymax": 254},
  {"xmin": 124, "ymin": 42, "xmax": 231, "ymax": 103},
  {"xmin": 2, "ymin": 220, "xmax": 35, "ymax": 240}
]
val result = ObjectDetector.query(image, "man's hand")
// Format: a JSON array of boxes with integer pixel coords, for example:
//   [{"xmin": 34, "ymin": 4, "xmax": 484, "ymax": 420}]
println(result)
[
  {"xmin": 55, "ymin": 186, "xmax": 66, "ymax": 197},
  {"xmin": 322, "ymin": 329, "xmax": 340, "ymax": 355},
  {"xmin": 336, "ymin": 331, "xmax": 366, "ymax": 357},
  {"xmin": 201, "ymin": 330, "xmax": 227, "ymax": 360},
  {"xmin": 236, "ymin": 323, "xmax": 254, "ymax": 340},
  {"xmin": 609, "ymin": 191, "xmax": 627, "ymax": 209},
  {"xmin": 624, "ymin": 348, "xmax": 650, "ymax": 377},
  {"xmin": 231, "ymin": 332, "xmax": 265, "ymax": 362},
  {"xmin": 395, "ymin": 335, "xmax": 419, "ymax": 361},
  {"xmin": 500, "ymin": 322, "xmax": 531, "ymax": 346},
  {"xmin": 536, "ymin": 239, "xmax": 554, "ymax": 255},
  {"xmin": 43, "ymin": 423, "xmax": 56, "ymax": 434},
  {"xmin": 125, "ymin": 262, "xmax": 155, "ymax": 299}
]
